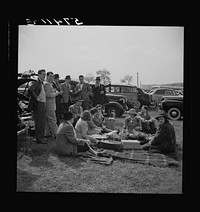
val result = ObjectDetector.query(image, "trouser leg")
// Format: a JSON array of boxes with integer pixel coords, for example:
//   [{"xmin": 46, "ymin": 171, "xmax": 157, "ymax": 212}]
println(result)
[
  {"xmin": 45, "ymin": 110, "xmax": 58, "ymax": 137},
  {"xmin": 33, "ymin": 102, "xmax": 46, "ymax": 142},
  {"xmin": 82, "ymin": 99, "xmax": 89, "ymax": 111},
  {"xmin": 62, "ymin": 102, "xmax": 70, "ymax": 114}
]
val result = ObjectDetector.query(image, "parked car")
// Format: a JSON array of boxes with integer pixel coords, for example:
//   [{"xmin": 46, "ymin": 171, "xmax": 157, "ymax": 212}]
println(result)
[
  {"xmin": 149, "ymin": 88, "xmax": 179, "ymax": 108},
  {"xmin": 159, "ymin": 95, "xmax": 183, "ymax": 120},
  {"xmin": 105, "ymin": 84, "xmax": 152, "ymax": 109},
  {"xmin": 17, "ymin": 76, "xmax": 37, "ymax": 115}
]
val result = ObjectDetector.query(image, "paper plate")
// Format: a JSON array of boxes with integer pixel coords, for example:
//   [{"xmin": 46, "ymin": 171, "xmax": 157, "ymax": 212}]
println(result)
[{"xmin": 90, "ymin": 134, "xmax": 108, "ymax": 139}]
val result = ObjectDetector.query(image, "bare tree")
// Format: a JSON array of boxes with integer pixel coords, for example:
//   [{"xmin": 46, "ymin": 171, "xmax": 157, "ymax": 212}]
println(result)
[
  {"xmin": 84, "ymin": 73, "xmax": 95, "ymax": 83},
  {"xmin": 96, "ymin": 69, "xmax": 111, "ymax": 85},
  {"xmin": 121, "ymin": 75, "xmax": 133, "ymax": 85}
]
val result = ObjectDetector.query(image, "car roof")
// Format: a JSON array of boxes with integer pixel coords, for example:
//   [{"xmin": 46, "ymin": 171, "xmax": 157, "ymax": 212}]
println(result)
[
  {"xmin": 108, "ymin": 84, "xmax": 137, "ymax": 88},
  {"xmin": 153, "ymin": 88, "xmax": 175, "ymax": 91}
]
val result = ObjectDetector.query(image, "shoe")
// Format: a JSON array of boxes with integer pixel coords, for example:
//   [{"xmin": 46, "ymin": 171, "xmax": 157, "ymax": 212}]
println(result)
[{"xmin": 32, "ymin": 138, "xmax": 47, "ymax": 144}]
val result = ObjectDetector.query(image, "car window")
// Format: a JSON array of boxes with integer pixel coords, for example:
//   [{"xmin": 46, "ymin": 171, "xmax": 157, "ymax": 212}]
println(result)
[
  {"xmin": 110, "ymin": 86, "xmax": 115, "ymax": 92},
  {"xmin": 165, "ymin": 90, "xmax": 175, "ymax": 95},
  {"xmin": 137, "ymin": 88, "xmax": 144, "ymax": 94},
  {"xmin": 105, "ymin": 87, "xmax": 110, "ymax": 92},
  {"xmin": 154, "ymin": 89, "xmax": 165, "ymax": 95},
  {"xmin": 115, "ymin": 87, "xmax": 121, "ymax": 93},
  {"xmin": 121, "ymin": 87, "xmax": 132, "ymax": 93}
]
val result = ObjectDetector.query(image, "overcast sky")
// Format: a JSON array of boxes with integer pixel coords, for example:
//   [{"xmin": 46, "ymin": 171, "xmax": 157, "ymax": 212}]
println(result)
[{"xmin": 18, "ymin": 25, "xmax": 183, "ymax": 85}]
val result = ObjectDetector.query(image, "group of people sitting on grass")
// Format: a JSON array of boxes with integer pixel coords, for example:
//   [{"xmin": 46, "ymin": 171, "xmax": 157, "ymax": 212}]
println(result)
[{"xmin": 54, "ymin": 98, "xmax": 177, "ymax": 157}]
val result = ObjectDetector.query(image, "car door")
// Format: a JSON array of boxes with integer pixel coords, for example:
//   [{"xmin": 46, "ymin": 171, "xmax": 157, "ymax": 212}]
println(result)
[{"xmin": 153, "ymin": 89, "xmax": 165, "ymax": 104}]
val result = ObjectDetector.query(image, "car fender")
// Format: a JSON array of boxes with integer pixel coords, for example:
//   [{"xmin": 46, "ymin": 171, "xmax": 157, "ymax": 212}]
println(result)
[
  {"xmin": 161, "ymin": 100, "xmax": 183, "ymax": 114},
  {"xmin": 162, "ymin": 99, "xmax": 183, "ymax": 107},
  {"xmin": 104, "ymin": 101, "xmax": 124, "ymax": 110}
]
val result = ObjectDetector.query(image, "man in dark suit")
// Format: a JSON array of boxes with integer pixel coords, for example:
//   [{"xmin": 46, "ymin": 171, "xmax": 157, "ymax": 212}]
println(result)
[
  {"xmin": 60, "ymin": 75, "xmax": 72, "ymax": 114},
  {"xmin": 52, "ymin": 74, "xmax": 63, "ymax": 125},
  {"xmin": 27, "ymin": 69, "xmax": 47, "ymax": 144},
  {"xmin": 75, "ymin": 75, "xmax": 91, "ymax": 110},
  {"xmin": 91, "ymin": 76, "xmax": 107, "ymax": 107}
]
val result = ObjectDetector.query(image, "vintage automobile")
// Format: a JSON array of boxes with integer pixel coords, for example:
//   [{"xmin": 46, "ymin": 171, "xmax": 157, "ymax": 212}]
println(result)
[
  {"xmin": 159, "ymin": 95, "xmax": 183, "ymax": 120},
  {"xmin": 104, "ymin": 84, "xmax": 152, "ymax": 109},
  {"xmin": 149, "ymin": 87, "xmax": 179, "ymax": 108}
]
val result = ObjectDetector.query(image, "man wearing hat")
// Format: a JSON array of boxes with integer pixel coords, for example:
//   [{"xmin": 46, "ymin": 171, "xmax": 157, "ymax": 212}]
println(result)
[
  {"xmin": 75, "ymin": 75, "xmax": 91, "ymax": 110},
  {"xmin": 141, "ymin": 112, "xmax": 177, "ymax": 153},
  {"xmin": 124, "ymin": 108, "xmax": 142, "ymax": 137},
  {"xmin": 68, "ymin": 96, "xmax": 84, "ymax": 126},
  {"xmin": 60, "ymin": 75, "xmax": 73, "ymax": 114},
  {"xmin": 52, "ymin": 74, "xmax": 63, "ymax": 125},
  {"xmin": 91, "ymin": 76, "xmax": 107, "ymax": 107}
]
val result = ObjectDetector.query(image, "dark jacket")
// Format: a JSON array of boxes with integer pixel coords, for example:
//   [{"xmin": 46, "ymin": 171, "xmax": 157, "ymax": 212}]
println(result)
[
  {"xmin": 151, "ymin": 120, "xmax": 176, "ymax": 153},
  {"xmin": 27, "ymin": 79, "xmax": 42, "ymax": 111},
  {"xmin": 92, "ymin": 84, "xmax": 107, "ymax": 106},
  {"xmin": 55, "ymin": 121, "xmax": 85, "ymax": 156},
  {"xmin": 52, "ymin": 81, "xmax": 62, "ymax": 104}
]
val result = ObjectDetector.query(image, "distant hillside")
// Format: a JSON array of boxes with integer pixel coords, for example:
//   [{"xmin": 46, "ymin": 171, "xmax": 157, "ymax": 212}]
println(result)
[{"xmin": 141, "ymin": 82, "xmax": 183, "ymax": 90}]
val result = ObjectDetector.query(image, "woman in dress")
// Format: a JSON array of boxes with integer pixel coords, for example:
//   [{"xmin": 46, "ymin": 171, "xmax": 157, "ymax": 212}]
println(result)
[
  {"xmin": 75, "ymin": 110, "xmax": 100, "ymax": 143},
  {"xmin": 141, "ymin": 113, "xmax": 177, "ymax": 153}
]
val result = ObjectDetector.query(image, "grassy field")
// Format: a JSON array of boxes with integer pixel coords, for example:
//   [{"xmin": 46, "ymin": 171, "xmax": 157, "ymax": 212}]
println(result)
[{"xmin": 17, "ymin": 108, "xmax": 183, "ymax": 193}]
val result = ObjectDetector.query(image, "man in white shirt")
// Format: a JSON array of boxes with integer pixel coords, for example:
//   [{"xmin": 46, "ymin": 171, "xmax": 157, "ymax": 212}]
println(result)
[
  {"xmin": 44, "ymin": 72, "xmax": 63, "ymax": 139},
  {"xmin": 75, "ymin": 75, "xmax": 91, "ymax": 110}
]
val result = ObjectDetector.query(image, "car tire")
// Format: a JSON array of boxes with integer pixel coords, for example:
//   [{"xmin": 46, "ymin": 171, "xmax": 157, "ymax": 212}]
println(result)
[
  {"xmin": 167, "ymin": 107, "xmax": 181, "ymax": 120},
  {"xmin": 149, "ymin": 100, "xmax": 157, "ymax": 109},
  {"xmin": 133, "ymin": 101, "xmax": 141, "ymax": 109},
  {"xmin": 106, "ymin": 106, "xmax": 122, "ymax": 118}
]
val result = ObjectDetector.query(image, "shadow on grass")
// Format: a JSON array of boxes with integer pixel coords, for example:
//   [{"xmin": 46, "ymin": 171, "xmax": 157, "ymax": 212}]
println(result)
[
  {"xmin": 16, "ymin": 168, "xmax": 39, "ymax": 192},
  {"xmin": 57, "ymin": 155, "xmax": 84, "ymax": 169}
]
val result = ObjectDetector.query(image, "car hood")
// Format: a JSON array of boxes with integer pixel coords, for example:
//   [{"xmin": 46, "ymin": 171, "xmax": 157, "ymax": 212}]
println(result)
[{"xmin": 162, "ymin": 95, "xmax": 183, "ymax": 101}]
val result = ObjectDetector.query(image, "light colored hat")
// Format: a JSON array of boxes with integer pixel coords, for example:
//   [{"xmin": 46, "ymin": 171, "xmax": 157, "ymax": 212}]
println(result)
[{"xmin": 128, "ymin": 108, "xmax": 137, "ymax": 115}]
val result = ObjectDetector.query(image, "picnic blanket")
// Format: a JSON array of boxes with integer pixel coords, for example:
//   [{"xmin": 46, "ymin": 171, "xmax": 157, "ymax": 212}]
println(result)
[
  {"xmin": 77, "ymin": 149, "xmax": 180, "ymax": 167},
  {"xmin": 77, "ymin": 152, "xmax": 113, "ymax": 166},
  {"xmin": 98, "ymin": 149, "xmax": 180, "ymax": 167}
]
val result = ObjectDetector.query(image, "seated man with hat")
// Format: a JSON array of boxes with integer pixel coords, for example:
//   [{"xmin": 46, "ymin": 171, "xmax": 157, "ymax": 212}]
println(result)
[
  {"xmin": 123, "ymin": 108, "xmax": 147, "ymax": 140},
  {"xmin": 141, "ymin": 112, "xmax": 177, "ymax": 153},
  {"xmin": 68, "ymin": 96, "xmax": 84, "ymax": 127}
]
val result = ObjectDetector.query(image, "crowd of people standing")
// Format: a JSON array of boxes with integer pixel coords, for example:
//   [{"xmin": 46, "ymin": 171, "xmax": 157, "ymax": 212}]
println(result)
[
  {"xmin": 27, "ymin": 69, "xmax": 108, "ymax": 145},
  {"xmin": 26, "ymin": 69, "xmax": 177, "ymax": 155}
]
